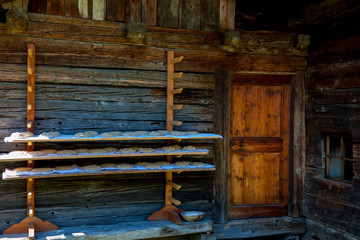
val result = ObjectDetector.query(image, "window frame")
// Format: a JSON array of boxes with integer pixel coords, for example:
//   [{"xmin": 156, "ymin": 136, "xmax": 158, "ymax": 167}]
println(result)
[{"xmin": 325, "ymin": 134, "xmax": 354, "ymax": 183}]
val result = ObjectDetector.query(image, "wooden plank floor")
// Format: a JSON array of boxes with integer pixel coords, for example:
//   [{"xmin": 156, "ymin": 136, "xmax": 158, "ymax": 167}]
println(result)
[{"xmin": 0, "ymin": 219, "xmax": 213, "ymax": 240}]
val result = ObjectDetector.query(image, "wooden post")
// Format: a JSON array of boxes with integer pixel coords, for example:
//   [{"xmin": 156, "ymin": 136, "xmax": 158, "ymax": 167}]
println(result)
[
  {"xmin": 148, "ymin": 50, "xmax": 185, "ymax": 224},
  {"xmin": 3, "ymin": 43, "xmax": 58, "ymax": 236}
]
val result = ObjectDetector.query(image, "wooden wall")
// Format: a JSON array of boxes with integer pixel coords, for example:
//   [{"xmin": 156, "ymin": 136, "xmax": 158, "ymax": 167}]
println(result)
[
  {"xmin": 0, "ymin": 11, "xmax": 307, "ymax": 233},
  {"xmin": 303, "ymin": 34, "xmax": 360, "ymax": 239},
  {"xmin": 25, "ymin": 0, "xmax": 235, "ymax": 31}
]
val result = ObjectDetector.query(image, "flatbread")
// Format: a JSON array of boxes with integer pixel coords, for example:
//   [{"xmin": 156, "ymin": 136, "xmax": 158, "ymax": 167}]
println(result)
[
  {"xmin": 8, "ymin": 151, "xmax": 28, "ymax": 157},
  {"xmin": 57, "ymin": 150, "xmax": 78, "ymax": 155},
  {"xmin": 74, "ymin": 131, "xmax": 98, "ymax": 138},
  {"xmin": 143, "ymin": 163, "xmax": 161, "ymax": 169},
  {"xmin": 156, "ymin": 161, "xmax": 170, "ymax": 167},
  {"xmin": 100, "ymin": 131, "xmax": 123, "ymax": 137},
  {"xmin": 138, "ymin": 148, "xmax": 155, "ymax": 153},
  {"xmin": 117, "ymin": 163, "xmax": 134, "ymax": 169},
  {"xmin": 75, "ymin": 148, "xmax": 89, "ymax": 153},
  {"xmin": 170, "ymin": 131, "xmax": 186, "ymax": 136},
  {"xmin": 40, "ymin": 149, "xmax": 58, "ymax": 155},
  {"xmin": 31, "ymin": 168, "xmax": 53, "ymax": 174},
  {"xmin": 27, "ymin": 151, "xmax": 46, "ymax": 157},
  {"xmin": 175, "ymin": 161, "xmax": 190, "ymax": 167},
  {"xmin": 119, "ymin": 148, "xmax": 137, "ymax": 153},
  {"xmin": 13, "ymin": 167, "xmax": 33, "ymax": 172},
  {"xmin": 185, "ymin": 131, "xmax": 199, "ymax": 135},
  {"xmin": 81, "ymin": 165, "xmax": 101, "ymax": 171},
  {"xmin": 191, "ymin": 162, "xmax": 206, "ymax": 167},
  {"xmin": 55, "ymin": 165, "xmax": 77, "ymax": 171},
  {"xmin": 10, "ymin": 132, "xmax": 34, "ymax": 139},
  {"xmin": 103, "ymin": 147, "xmax": 117, "ymax": 152},
  {"xmin": 183, "ymin": 145, "xmax": 196, "ymax": 151},
  {"xmin": 39, "ymin": 131, "xmax": 61, "ymax": 139},
  {"xmin": 162, "ymin": 146, "xmax": 176, "ymax": 152},
  {"xmin": 149, "ymin": 130, "xmax": 170, "ymax": 136}
]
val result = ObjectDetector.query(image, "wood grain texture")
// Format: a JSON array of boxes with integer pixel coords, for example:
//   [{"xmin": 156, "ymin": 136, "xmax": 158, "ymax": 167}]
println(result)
[
  {"xmin": 46, "ymin": 0, "xmax": 65, "ymax": 15},
  {"xmin": 106, "ymin": 0, "xmax": 124, "ymax": 21},
  {"xmin": 125, "ymin": 0, "xmax": 141, "ymax": 23},
  {"xmin": 215, "ymin": 216, "xmax": 306, "ymax": 239},
  {"xmin": 180, "ymin": 0, "xmax": 200, "ymax": 30},
  {"xmin": 157, "ymin": 0, "xmax": 179, "ymax": 28},
  {"xmin": 219, "ymin": 0, "xmax": 235, "ymax": 31},
  {"xmin": 142, "ymin": 0, "xmax": 156, "ymax": 25},
  {"xmin": 92, "ymin": 0, "xmax": 106, "ymax": 20},
  {"xmin": 64, "ymin": 0, "xmax": 79, "ymax": 17},
  {"xmin": 200, "ymin": 0, "xmax": 219, "ymax": 31},
  {"xmin": 213, "ymin": 70, "xmax": 231, "ymax": 224},
  {"xmin": 228, "ymin": 75, "xmax": 290, "ymax": 218}
]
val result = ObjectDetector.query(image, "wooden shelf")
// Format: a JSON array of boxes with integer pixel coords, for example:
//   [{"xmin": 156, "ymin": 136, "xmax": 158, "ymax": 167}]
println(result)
[
  {"xmin": 0, "ymin": 149, "xmax": 209, "ymax": 162},
  {"xmin": 4, "ymin": 133, "xmax": 222, "ymax": 143},
  {"xmin": 3, "ymin": 164, "xmax": 215, "ymax": 180}
]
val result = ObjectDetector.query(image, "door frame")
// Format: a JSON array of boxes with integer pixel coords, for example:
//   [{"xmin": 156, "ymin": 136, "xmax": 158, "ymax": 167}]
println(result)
[{"xmin": 213, "ymin": 70, "xmax": 306, "ymax": 224}]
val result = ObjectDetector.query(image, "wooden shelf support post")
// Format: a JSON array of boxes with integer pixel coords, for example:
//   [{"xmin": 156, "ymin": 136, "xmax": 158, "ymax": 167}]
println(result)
[
  {"xmin": 148, "ymin": 50, "xmax": 185, "ymax": 224},
  {"xmin": 3, "ymin": 43, "xmax": 58, "ymax": 236}
]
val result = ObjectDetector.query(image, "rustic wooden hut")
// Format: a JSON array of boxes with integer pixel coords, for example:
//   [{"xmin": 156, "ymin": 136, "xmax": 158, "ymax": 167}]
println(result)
[{"xmin": 0, "ymin": 0, "xmax": 358, "ymax": 239}]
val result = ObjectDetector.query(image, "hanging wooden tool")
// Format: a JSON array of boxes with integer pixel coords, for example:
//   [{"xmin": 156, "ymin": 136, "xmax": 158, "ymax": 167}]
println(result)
[
  {"xmin": 3, "ymin": 43, "xmax": 58, "ymax": 239},
  {"xmin": 147, "ymin": 51, "xmax": 185, "ymax": 224}
]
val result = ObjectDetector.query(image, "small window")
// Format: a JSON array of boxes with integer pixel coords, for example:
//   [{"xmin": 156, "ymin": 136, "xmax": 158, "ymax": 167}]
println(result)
[{"xmin": 326, "ymin": 134, "xmax": 354, "ymax": 182}]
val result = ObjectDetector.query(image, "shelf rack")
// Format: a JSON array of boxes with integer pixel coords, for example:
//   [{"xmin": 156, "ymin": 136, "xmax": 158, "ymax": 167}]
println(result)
[{"xmin": 2, "ymin": 48, "xmax": 220, "ymax": 238}]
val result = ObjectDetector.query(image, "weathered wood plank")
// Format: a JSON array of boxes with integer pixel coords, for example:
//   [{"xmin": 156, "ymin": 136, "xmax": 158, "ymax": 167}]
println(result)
[
  {"xmin": 213, "ymin": 70, "xmax": 230, "ymax": 224},
  {"xmin": 219, "ymin": 0, "xmax": 235, "ymax": 31},
  {"xmin": 106, "ymin": 0, "xmax": 124, "ymax": 21},
  {"xmin": 214, "ymin": 217, "xmax": 306, "ymax": 239},
  {"xmin": 64, "ymin": 0, "xmax": 79, "ymax": 17},
  {"xmin": 180, "ymin": 0, "xmax": 200, "ymax": 30},
  {"xmin": 200, "ymin": 0, "xmax": 219, "ymax": 31},
  {"xmin": 125, "ymin": 0, "xmax": 141, "ymax": 23},
  {"xmin": 92, "ymin": 0, "xmax": 106, "ymax": 20},
  {"xmin": 290, "ymin": 71, "xmax": 306, "ymax": 217},
  {"xmin": 157, "ymin": 0, "xmax": 179, "ymax": 28},
  {"xmin": 304, "ymin": 218, "xmax": 358, "ymax": 240},
  {"xmin": 142, "ymin": 0, "xmax": 156, "ymax": 25},
  {"xmin": 303, "ymin": 193, "xmax": 360, "ymax": 237},
  {"xmin": 28, "ymin": 0, "xmax": 47, "ymax": 13},
  {"xmin": 46, "ymin": 0, "xmax": 65, "ymax": 15},
  {"xmin": 0, "ymin": 36, "xmax": 307, "ymax": 72},
  {"xmin": 78, "ymin": 0, "xmax": 90, "ymax": 18}
]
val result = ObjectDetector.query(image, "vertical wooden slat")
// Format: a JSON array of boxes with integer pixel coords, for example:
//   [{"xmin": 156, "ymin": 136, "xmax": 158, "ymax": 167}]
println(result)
[
  {"xmin": 78, "ymin": 0, "xmax": 89, "ymax": 18},
  {"xmin": 92, "ymin": 0, "xmax": 106, "ymax": 20},
  {"xmin": 200, "ymin": 0, "xmax": 219, "ymax": 31},
  {"xmin": 280, "ymin": 84, "xmax": 290, "ymax": 206},
  {"xmin": 180, "ymin": 0, "xmax": 200, "ymax": 30},
  {"xmin": 107, "ymin": 0, "xmax": 124, "ymax": 21},
  {"xmin": 29, "ymin": 0, "xmax": 47, "ymax": 13},
  {"xmin": 213, "ymin": 69, "xmax": 231, "ymax": 224},
  {"xmin": 125, "ymin": 0, "xmax": 142, "ymax": 23},
  {"xmin": 27, "ymin": 43, "xmax": 36, "ymax": 218},
  {"xmin": 65, "ymin": 0, "xmax": 80, "ymax": 17},
  {"xmin": 142, "ymin": 0, "xmax": 156, "ymax": 25},
  {"xmin": 290, "ymin": 71, "xmax": 306, "ymax": 217},
  {"xmin": 157, "ymin": 0, "xmax": 179, "ymax": 28},
  {"xmin": 220, "ymin": 0, "xmax": 235, "ymax": 31},
  {"xmin": 46, "ymin": 0, "xmax": 65, "ymax": 15}
]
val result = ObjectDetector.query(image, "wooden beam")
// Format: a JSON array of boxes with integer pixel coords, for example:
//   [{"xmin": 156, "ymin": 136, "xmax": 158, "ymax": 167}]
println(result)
[
  {"xmin": 289, "ymin": 71, "xmax": 306, "ymax": 217},
  {"xmin": 213, "ymin": 69, "xmax": 231, "ymax": 224}
]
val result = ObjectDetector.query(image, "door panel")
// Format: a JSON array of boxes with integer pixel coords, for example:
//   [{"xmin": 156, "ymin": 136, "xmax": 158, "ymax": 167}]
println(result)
[{"xmin": 228, "ymin": 75, "xmax": 290, "ymax": 219}]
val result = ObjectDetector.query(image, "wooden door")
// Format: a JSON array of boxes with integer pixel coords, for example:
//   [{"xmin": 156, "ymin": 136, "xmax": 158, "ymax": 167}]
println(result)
[{"xmin": 228, "ymin": 75, "xmax": 291, "ymax": 219}]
